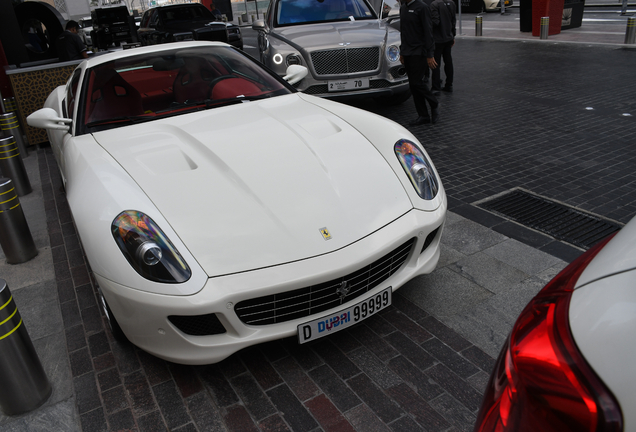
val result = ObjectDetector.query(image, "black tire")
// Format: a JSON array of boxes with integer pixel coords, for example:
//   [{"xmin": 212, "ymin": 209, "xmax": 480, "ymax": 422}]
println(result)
[
  {"xmin": 98, "ymin": 288, "xmax": 128, "ymax": 343},
  {"xmin": 374, "ymin": 91, "xmax": 411, "ymax": 106}
]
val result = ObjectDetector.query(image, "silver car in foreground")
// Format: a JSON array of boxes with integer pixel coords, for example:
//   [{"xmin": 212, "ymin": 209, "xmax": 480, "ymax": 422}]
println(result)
[{"xmin": 253, "ymin": 0, "xmax": 410, "ymax": 105}]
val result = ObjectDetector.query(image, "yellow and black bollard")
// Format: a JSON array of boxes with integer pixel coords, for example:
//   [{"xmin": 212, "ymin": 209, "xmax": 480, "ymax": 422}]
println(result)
[
  {"xmin": 0, "ymin": 178, "xmax": 37, "ymax": 264},
  {"xmin": 0, "ymin": 279, "xmax": 51, "ymax": 415},
  {"xmin": 0, "ymin": 136, "xmax": 31, "ymax": 197},
  {"xmin": 0, "ymin": 113, "xmax": 28, "ymax": 158}
]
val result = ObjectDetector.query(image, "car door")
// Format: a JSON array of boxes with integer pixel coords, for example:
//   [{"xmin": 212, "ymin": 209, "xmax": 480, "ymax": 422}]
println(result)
[{"xmin": 51, "ymin": 68, "xmax": 82, "ymax": 184}]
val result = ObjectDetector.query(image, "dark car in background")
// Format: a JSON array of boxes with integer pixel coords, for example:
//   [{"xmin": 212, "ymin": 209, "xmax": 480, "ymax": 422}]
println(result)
[
  {"xmin": 91, "ymin": 6, "xmax": 136, "ymax": 50},
  {"xmin": 138, "ymin": 4, "xmax": 229, "ymax": 46}
]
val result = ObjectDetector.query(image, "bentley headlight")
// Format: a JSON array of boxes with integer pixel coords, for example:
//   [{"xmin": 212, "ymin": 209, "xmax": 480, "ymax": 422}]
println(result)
[
  {"xmin": 395, "ymin": 139, "xmax": 439, "ymax": 200},
  {"xmin": 387, "ymin": 45, "xmax": 400, "ymax": 62},
  {"xmin": 112, "ymin": 211, "xmax": 191, "ymax": 283}
]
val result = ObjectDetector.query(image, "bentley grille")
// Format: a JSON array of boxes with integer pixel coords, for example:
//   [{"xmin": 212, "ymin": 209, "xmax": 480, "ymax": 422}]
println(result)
[
  {"xmin": 235, "ymin": 238, "xmax": 416, "ymax": 326},
  {"xmin": 310, "ymin": 47, "xmax": 380, "ymax": 75}
]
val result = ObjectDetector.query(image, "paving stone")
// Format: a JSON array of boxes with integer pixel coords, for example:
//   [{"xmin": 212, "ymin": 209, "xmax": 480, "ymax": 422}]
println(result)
[
  {"xmin": 422, "ymin": 338, "xmax": 480, "ymax": 380},
  {"xmin": 198, "ymin": 364, "xmax": 240, "ymax": 408},
  {"xmin": 152, "ymin": 381, "xmax": 191, "ymax": 430},
  {"xmin": 450, "ymin": 252, "xmax": 529, "ymax": 295},
  {"xmin": 387, "ymin": 415, "xmax": 426, "ymax": 432},
  {"xmin": 223, "ymin": 405, "xmax": 259, "ymax": 432},
  {"xmin": 425, "ymin": 364, "xmax": 484, "ymax": 413},
  {"xmin": 346, "ymin": 373, "xmax": 403, "ymax": 423},
  {"xmin": 385, "ymin": 383, "xmax": 451, "ymax": 431},
  {"xmin": 102, "ymin": 385, "xmax": 129, "ymax": 414},
  {"xmin": 266, "ymin": 384, "xmax": 319, "ymax": 432},
  {"xmin": 169, "ymin": 363, "xmax": 204, "ymax": 399},
  {"xmin": 80, "ymin": 407, "xmax": 107, "ymax": 432},
  {"xmin": 97, "ymin": 368, "xmax": 121, "ymax": 393},
  {"xmin": 258, "ymin": 414, "xmax": 292, "ymax": 432},
  {"xmin": 107, "ymin": 408, "xmax": 136, "ymax": 431},
  {"xmin": 186, "ymin": 392, "xmax": 226, "ymax": 432},
  {"xmin": 272, "ymin": 356, "xmax": 321, "ymax": 402},
  {"xmin": 304, "ymin": 394, "xmax": 355, "ymax": 432},
  {"xmin": 384, "ymin": 331, "xmax": 437, "ymax": 372},
  {"xmin": 344, "ymin": 404, "xmax": 390, "ymax": 432},
  {"xmin": 308, "ymin": 365, "xmax": 361, "ymax": 412},
  {"xmin": 311, "ymin": 339, "xmax": 360, "ymax": 380},
  {"xmin": 240, "ymin": 348, "xmax": 283, "ymax": 390},
  {"xmin": 399, "ymin": 269, "xmax": 493, "ymax": 321},
  {"xmin": 124, "ymin": 371, "xmax": 158, "ymax": 417},
  {"xmin": 428, "ymin": 392, "xmax": 477, "ymax": 432},
  {"xmin": 460, "ymin": 346, "xmax": 496, "ymax": 374},
  {"xmin": 483, "ymin": 239, "xmax": 565, "ymax": 276},
  {"xmin": 440, "ymin": 219, "xmax": 508, "ymax": 256},
  {"xmin": 230, "ymin": 373, "xmax": 276, "ymax": 421},
  {"xmin": 348, "ymin": 347, "xmax": 402, "ymax": 389},
  {"xmin": 419, "ymin": 316, "xmax": 472, "ymax": 352},
  {"xmin": 387, "ymin": 356, "xmax": 444, "ymax": 401},
  {"xmin": 348, "ymin": 323, "xmax": 398, "ymax": 362},
  {"xmin": 381, "ymin": 309, "xmax": 432, "ymax": 344}
]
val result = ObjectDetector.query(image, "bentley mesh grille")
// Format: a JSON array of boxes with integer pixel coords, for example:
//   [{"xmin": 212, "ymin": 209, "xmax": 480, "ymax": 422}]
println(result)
[
  {"xmin": 235, "ymin": 238, "xmax": 415, "ymax": 326},
  {"xmin": 310, "ymin": 47, "xmax": 380, "ymax": 75},
  {"xmin": 168, "ymin": 313, "xmax": 226, "ymax": 336}
]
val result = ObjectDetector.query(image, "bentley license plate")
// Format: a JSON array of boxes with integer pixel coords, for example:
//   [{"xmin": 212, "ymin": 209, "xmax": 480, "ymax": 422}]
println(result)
[
  {"xmin": 328, "ymin": 78, "xmax": 370, "ymax": 92},
  {"xmin": 298, "ymin": 287, "xmax": 391, "ymax": 344}
]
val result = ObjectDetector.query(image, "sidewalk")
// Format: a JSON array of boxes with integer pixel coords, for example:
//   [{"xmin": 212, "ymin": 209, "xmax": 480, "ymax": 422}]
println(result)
[{"xmin": 1, "ymin": 21, "xmax": 635, "ymax": 432}]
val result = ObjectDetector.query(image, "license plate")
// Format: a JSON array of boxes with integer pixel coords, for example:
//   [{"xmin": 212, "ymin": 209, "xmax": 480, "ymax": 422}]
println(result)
[
  {"xmin": 328, "ymin": 78, "xmax": 370, "ymax": 92},
  {"xmin": 298, "ymin": 287, "xmax": 391, "ymax": 344}
]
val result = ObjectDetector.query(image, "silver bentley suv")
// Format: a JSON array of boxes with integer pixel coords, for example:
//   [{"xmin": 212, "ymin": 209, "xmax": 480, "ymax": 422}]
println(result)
[{"xmin": 252, "ymin": 0, "xmax": 410, "ymax": 105}]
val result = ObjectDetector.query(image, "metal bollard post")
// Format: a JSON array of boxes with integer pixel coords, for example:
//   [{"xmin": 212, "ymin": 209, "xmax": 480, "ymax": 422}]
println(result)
[
  {"xmin": 626, "ymin": 17, "xmax": 636, "ymax": 44},
  {"xmin": 476, "ymin": 16, "xmax": 483, "ymax": 36},
  {"xmin": 0, "ymin": 178, "xmax": 37, "ymax": 264},
  {"xmin": 2, "ymin": 98, "xmax": 17, "ymax": 115},
  {"xmin": 238, "ymin": 15, "xmax": 242, "ymax": 25},
  {"xmin": 0, "ymin": 279, "xmax": 51, "ymax": 415},
  {"xmin": 540, "ymin": 16, "xmax": 549, "ymax": 39},
  {"xmin": 0, "ymin": 113, "xmax": 28, "ymax": 158},
  {"xmin": 0, "ymin": 137, "xmax": 32, "ymax": 196}
]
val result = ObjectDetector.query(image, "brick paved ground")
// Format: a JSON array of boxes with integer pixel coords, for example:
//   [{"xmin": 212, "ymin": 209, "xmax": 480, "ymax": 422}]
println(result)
[{"xmin": 355, "ymin": 39, "xmax": 636, "ymax": 225}]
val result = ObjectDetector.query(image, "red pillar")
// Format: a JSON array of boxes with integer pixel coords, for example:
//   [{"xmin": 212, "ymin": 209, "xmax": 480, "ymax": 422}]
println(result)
[{"xmin": 532, "ymin": 0, "xmax": 565, "ymax": 36}]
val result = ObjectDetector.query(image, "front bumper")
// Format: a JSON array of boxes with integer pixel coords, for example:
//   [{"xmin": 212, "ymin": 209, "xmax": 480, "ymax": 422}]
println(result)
[{"xmin": 98, "ymin": 204, "xmax": 446, "ymax": 365}]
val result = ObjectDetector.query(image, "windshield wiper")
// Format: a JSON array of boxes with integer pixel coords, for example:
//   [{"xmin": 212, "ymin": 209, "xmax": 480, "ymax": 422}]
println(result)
[
  {"xmin": 86, "ymin": 115, "xmax": 152, "ymax": 128},
  {"xmin": 203, "ymin": 94, "xmax": 271, "ymax": 109}
]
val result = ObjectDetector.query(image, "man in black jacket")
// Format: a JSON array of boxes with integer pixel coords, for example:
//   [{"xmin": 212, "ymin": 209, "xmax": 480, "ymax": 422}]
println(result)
[
  {"xmin": 430, "ymin": 0, "xmax": 456, "ymax": 93},
  {"xmin": 399, "ymin": 0, "xmax": 440, "ymax": 125},
  {"xmin": 56, "ymin": 21, "xmax": 88, "ymax": 61}
]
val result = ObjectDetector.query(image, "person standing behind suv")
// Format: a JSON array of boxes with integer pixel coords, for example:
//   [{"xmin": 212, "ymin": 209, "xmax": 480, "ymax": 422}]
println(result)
[
  {"xmin": 430, "ymin": 0, "xmax": 456, "ymax": 94},
  {"xmin": 56, "ymin": 21, "xmax": 88, "ymax": 61}
]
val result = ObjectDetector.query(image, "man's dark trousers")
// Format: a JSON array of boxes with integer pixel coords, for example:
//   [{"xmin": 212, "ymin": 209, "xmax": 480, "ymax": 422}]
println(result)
[
  {"xmin": 432, "ymin": 41, "xmax": 453, "ymax": 90},
  {"xmin": 404, "ymin": 55, "xmax": 439, "ymax": 119}
]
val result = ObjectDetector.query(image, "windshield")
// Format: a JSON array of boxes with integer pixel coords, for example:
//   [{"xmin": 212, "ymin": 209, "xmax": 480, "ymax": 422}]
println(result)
[
  {"xmin": 159, "ymin": 6, "xmax": 214, "ymax": 23},
  {"xmin": 81, "ymin": 46, "xmax": 293, "ymax": 133},
  {"xmin": 275, "ymin": 0, "xmax": 377, "ymax": 26}
]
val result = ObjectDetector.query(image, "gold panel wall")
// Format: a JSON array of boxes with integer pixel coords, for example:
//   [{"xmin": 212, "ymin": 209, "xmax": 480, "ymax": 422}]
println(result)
[{"xmin": 7, "ymin": 64, "xmax": 75, "ymax": 146}]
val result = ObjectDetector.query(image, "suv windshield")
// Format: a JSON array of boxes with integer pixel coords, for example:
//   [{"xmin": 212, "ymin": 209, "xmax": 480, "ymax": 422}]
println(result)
[
  {"xmin": 159, "ymin": 5, "xmax": 214, "ymax": 24},
  {"xmin": 275, "ymin": 0, "xmax": 377, "ymax": 26},
  {"xmin": 81, "ymin": 45, "xmax": 294, "ymax": 133}
]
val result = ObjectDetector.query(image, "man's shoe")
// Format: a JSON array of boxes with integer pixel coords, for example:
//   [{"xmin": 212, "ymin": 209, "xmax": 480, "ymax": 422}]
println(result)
[
  {"xmin": 442, "ymin": 86, "xmax": 453, "ymax": 93},
  {"xmin": 431, "ymin": 107, "xmax": 440, "ymax": 124},
  {"xmin": 409, "ymin": 116, "xmax": 431, "ymax": 126}
]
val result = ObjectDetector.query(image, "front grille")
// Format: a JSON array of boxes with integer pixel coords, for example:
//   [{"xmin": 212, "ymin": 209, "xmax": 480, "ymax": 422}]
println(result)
[
  {"xmin": 310, "ymin": 47, "xmax": 380, "ymax": 75},
  {"xmin": 168, "ymin": 313, "xmax": 226, "ymax": 336},
  {"xmin": 235, "ymin": 238, "xmax": 416, "ymax": 326}
]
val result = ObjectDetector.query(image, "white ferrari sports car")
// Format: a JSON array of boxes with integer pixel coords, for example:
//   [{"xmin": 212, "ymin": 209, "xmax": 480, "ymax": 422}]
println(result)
[{"xmin": 28, "ymin": 41, "xmax": 446, "ymax": 365}]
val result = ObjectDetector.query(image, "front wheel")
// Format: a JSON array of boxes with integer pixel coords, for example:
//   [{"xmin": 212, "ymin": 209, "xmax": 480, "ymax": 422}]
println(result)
[{"xmin": 374, "ymin": 91, "xmax": 411, "ymax": 106}]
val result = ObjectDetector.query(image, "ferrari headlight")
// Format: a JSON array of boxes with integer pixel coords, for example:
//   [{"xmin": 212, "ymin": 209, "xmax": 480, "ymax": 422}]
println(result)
[
  {"xmin": 394, "ymin": 139, "xmax": 439, "ymax": 200},
  {"xmin": 112, "ymin": 211, "xmax": 191, "ymax": 283},
  {"xmin": 387, "ymin": 45, "xmax": 400, "ymax": 62}
]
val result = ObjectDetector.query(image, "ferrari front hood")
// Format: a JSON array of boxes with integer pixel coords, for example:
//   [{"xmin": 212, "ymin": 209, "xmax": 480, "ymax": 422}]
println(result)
[{"xmin": 93, "ymin": 94, "xmax": 412, "ymax": 277}]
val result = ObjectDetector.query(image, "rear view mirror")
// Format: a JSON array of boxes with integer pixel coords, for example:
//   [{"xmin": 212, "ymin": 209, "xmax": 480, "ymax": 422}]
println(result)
[
  {"xmin": 283, "ymin": 65, "xmax": 308, "ymax": 85},
  {"xmin": 27, "ymin": 108, "xmax": 72, "ymax": 132}
]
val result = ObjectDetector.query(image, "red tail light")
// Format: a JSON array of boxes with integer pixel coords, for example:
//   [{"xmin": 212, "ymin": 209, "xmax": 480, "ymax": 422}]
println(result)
[{"xmin": 474, "ymin": 235, "xmax": 623, "ymax": 432}]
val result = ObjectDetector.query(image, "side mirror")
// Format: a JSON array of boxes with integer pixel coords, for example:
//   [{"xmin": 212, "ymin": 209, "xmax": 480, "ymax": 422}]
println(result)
[
  {"xmin": 283, "ymin": 65, "xmax": 308, "ymax": 85},
  {"xmin": 27, "ymin": 108, "xmax": 72, "ymax": 132},
  {"xmin": 252, "ymin": 19, "xmax": 265, "ymax": 31}
]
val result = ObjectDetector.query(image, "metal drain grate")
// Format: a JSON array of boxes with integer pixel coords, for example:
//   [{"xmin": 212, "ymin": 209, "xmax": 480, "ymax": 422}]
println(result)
[{"xmin": 478, "ymin": 190, "xmax": 622, "ymax": 249}]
